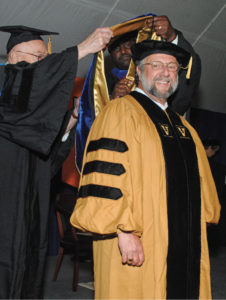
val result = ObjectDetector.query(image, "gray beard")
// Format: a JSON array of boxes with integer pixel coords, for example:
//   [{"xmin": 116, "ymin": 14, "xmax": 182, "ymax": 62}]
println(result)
[{"xmin": 141, "ymin": 74, "xmax": 178, "ymax": 99}]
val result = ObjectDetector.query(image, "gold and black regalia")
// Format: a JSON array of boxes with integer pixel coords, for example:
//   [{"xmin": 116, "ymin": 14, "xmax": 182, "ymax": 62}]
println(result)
[
  {"xmin": 71, "ymin": 91, "xmax": 221, "ymax": 299},
  {"xmin": 0, "ymin": 46, "xmax": 78, "ymax": 299}
]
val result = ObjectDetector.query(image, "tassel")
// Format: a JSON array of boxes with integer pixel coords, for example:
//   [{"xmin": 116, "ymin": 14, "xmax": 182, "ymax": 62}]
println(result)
[
  {"xmin": 186, "ymin": 56, "xmax": 193, "ymax": 79},
  {"xmin": 48, "ymin": 36, "xmax": 52, "ymax": 55}
]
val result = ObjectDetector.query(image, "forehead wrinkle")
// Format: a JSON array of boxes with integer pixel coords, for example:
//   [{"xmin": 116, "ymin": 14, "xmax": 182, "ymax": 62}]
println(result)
[
  {"xmin": 12, "ymin": 40, "xmax": 47, "ymax": 54},
  {"xmin": 145, "ymin": 53, "xmax": 178, "ymax": 64}
]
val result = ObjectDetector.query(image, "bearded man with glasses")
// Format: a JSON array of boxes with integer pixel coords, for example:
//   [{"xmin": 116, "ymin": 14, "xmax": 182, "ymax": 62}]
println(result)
[
  {"xmin": 71, "ymin": 40, "xmax": 220, "ymax": 300},
  {"xmin": 106, "ymin": 15, "xmax": 201, "ymax": 116}
]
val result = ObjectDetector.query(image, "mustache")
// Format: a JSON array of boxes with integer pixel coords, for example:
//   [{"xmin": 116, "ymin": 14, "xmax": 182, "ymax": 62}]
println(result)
[
  {"xmin": 153, "ymin": 76, "xmax": 172, "ymax": 83},
  {"xmin": 118, "ymin": 53, "xmax": 131, "ymax": 60}
]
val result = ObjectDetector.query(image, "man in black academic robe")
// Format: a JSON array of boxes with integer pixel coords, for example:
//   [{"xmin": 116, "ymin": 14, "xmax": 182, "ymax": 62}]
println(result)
[{"xmin": 0, "ymin": 25, "xmax": 112, "ymax": 299}]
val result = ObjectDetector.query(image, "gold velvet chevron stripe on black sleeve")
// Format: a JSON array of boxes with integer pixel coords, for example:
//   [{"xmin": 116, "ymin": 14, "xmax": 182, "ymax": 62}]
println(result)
[
  {"xmin": 83, "ymin": 160, "xmax": 125, "ymax": 176},
  {"xmin": 87, "ymin": 138, "xmax": 128, "ymax": 153},
  {"xmin": 78, "ymin": 184, "xmax": 122, "ymax": 200}
]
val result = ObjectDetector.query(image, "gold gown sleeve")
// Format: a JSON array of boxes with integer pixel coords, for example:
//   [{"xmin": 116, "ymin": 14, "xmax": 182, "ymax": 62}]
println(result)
[{"xmin": 70, "ymin": 98, "xmax": 143, "ymax": 236}]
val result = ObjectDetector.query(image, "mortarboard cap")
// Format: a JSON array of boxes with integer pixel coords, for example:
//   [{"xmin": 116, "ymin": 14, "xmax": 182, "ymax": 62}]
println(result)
[{"xmin": 0, "ymin": 25, "xmax": 59, "ymax": 53}]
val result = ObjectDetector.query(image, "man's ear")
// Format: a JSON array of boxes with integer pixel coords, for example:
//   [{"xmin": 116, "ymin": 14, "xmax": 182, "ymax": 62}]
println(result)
[
  {"xmin": 135, "ymin": 65, "xmax": 141, "ymax": 85},
  {"xmin": 8, "ymin": 49, "xmax": 20, "ymax": 64},
  {"xmin": 8, "ymin": 49, "xmax": 14, "ymax": 63},
  {"xmin": 136, "ymin": 65, "xmax": 141, "ymax": 78}
]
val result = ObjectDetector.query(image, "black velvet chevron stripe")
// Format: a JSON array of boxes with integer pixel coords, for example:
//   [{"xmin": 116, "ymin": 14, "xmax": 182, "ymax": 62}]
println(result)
[
  {"xmin": 78, "ymin": 184, "xmax": 122, "ymax": 200},
  {"xmin": 87, "ymin": 138, "xmax": 128, "ymax": 153},
  {"xmin": 83, "ymin": 160, "xmax": 125, "ymax": 176}
]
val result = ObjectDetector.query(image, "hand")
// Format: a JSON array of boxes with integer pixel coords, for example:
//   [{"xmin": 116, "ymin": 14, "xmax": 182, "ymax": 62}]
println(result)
[
  {"xmin": 118, "ymin": 232, "xmax": 144, "ymax": 266},
  {"xmin": 146, "ymin": 15, "xmax": 176, "ymax": 42},
  {"xmin": 64, "ymin": 103, "xmax": 79, "ymax": 134},
  {"xmin": 78, "ymin": 27, "xmax": 113, "ymax": 59},
  {"xmin": 73, "ymin": 96, "xmax": 80, "ymax": 113},
  {"xmin": 111, "ymin": 78, "xmax": 133, "ymax": 99},
  {"xmin": 72, "ymin": 106, "xmax": 78, "ymax": 119}
]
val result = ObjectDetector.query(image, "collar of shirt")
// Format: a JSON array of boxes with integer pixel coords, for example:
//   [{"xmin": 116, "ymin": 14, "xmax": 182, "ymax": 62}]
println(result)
[
  {"xmin": 171, "ymin": 35, "xmax": 178, "ymax": 45},
  {"xmin": 135, "ymin": 87, "xmax": 168, "ymax": 111}
]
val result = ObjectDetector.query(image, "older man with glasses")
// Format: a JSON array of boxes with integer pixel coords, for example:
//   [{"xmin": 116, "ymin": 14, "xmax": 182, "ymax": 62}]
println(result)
[{"xmin": 0, "ymin": 25, "xmax": 112, "ymax": 299}]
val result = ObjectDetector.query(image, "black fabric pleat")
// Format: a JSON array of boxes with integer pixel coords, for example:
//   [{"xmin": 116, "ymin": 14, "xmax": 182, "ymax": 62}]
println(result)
[
  {"xmin": 1, "ymin": 62, "xmax": 34, "ymax": 112},
  {"xmin": 17, "ymin": 67, "xmax": 34, "ymax": 112},
  {"xmin": 21, "ymin": 152, "xmax": 41, "ymax": 298},
  {"xmin": 131, "ymin": 91, "xmax": 201, "ymax": 299},
  {"xmin": 87, "ymin": 138, "xmax": 128, "ymax": 153},
  {"xmin": 78, "ymin": 184, "xmax": 122, "ymax": 200},
  {"xmin": 83, "ymin": 160, "xmax": 125, "ymax": 176}
]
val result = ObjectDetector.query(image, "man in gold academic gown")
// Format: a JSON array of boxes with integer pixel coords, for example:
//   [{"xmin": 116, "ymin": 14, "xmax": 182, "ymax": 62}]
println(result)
[{"xmin": 70, "ymin": 40, "xmax": 220, "ymax": 299}]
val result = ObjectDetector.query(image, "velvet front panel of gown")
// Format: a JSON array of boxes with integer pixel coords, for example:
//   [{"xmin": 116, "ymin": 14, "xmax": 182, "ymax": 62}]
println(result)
[{"xmin": 132, "ymin": 91, "xmax": 201, "ymax": 299}]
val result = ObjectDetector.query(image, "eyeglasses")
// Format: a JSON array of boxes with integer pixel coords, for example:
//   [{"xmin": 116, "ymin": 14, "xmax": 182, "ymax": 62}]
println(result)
[
  {"xmin": 142, "ymin": 61, "xmax": 181, "ymax": 72},
  {"xmin": 16, "ymin": 50, "xmax": 48, "ymax": 61}
]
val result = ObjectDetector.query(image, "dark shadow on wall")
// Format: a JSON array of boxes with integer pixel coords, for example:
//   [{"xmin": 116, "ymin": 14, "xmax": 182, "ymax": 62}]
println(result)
[{"xmin": 190, "ymin": 107, "xmax": 226, "ymax": 166}]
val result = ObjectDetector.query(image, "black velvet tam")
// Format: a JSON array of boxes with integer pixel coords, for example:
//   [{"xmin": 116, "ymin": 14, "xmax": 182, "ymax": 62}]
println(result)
[
  {"xmin": 0, "ymin": 25, "xmax": 59, "ymax": 53},
  {"xmin": 131, "ymin": 40, "xmax": 190, "ymax": 67}
]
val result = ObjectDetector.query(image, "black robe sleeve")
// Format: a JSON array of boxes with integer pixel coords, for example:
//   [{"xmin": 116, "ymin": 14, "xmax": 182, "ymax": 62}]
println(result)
[
  {"xmin": 168, "ymin": 30, "xmax": 202, "ymax": 115},
  {"xmin": 0, "ymin": 46, "xmax": 78, "ymax": 156},
  {"xmin": 50, "ymin": 108, "xmax": 76, "ymax": 178}
]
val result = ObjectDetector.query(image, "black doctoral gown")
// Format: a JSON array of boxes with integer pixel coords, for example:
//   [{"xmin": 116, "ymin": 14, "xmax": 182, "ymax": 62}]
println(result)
[{"xmin": 0, "ymin": 46, "xmax": 78, "ymax": 299}]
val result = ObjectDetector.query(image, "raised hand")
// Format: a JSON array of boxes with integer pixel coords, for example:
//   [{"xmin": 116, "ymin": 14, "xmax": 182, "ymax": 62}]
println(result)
[
  {"xmin": 146, "ymin": 15, "xmax": 176, "ymax": 42},
  {"xmin": 78, "ymin": 27, "xmax": 113, "ymax": 59},
  {"xmin": 111, "ymin": 78, "xmax": 133, "ymax": 99}
]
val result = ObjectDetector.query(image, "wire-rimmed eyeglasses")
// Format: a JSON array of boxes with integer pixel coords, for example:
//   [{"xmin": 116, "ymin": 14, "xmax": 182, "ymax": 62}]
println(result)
[
  {"xmin": 142, "ymin": 61, "xmax": 181, "ymax": 72},
  {"xmin": 16, "ymin": 50, "xmax": 48, "ymax": 61}
]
